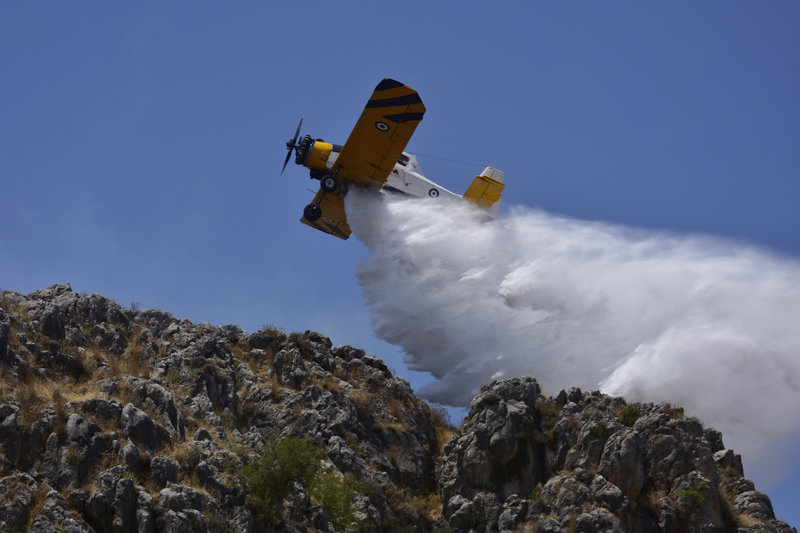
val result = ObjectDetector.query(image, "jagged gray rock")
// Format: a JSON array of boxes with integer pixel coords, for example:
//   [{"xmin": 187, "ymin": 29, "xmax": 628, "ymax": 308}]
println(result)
[
  {"xmin": 120, "ymin": 403, "xmax": 165, "ymax": 451},
  {"xmin": 598, "ymin": 429, "xmax": 644, "ymax": 499},
  {"xmin": 0, "ymin": 472, "xmax": 40, "ymax": 530},
  {"xmin": 150, "ymin": 455, "xmax": 179, "ymax": 486},
  {"xmin": 0, "ymin": 307, "xmax": 13, "ymax": 362},
  {"xmin": 439, "ymin": 377, "xmax": 796, "ymax": 532},
  {"xmin": 0, "ymin": 284, "xmax": 795, "ymax": 533}
]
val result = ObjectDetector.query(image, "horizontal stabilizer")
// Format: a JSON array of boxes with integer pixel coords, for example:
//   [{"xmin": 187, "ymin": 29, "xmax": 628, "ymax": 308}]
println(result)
[{"xmin": 463, "ymin": 167, "xmax": 505, "ymax": 209}]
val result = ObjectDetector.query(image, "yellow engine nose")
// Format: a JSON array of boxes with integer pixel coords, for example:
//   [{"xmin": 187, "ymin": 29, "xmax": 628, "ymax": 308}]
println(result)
[{"xmin": 304, "ymin": 141, "xmax": 332, "ymax": 172}]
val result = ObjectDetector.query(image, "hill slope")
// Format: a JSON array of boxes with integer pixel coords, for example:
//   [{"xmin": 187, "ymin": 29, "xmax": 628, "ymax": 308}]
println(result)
[{"xmin": 0, "ymin": 284, "xmax": 794, "ymax": 532}]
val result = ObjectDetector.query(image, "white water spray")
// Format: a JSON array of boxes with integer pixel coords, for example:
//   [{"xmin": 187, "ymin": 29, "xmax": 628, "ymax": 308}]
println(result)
[{"xmin": 346, "ymin": 189, "xmax": 800, "ymax": 478}]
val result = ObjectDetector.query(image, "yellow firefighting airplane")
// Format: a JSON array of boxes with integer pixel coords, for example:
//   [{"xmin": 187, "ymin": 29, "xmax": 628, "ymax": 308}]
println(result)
[{"xmin": 281, "ymin": 78, "xmax": 505, "ymax": 240}]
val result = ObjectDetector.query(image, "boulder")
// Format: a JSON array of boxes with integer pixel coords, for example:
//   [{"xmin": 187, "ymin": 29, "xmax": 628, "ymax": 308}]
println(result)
[
  {"xmin": 120, "ymin": 403, "xmax": 163, "ymax": 451},
  {"xmin": 598, "ymin": 429, "xmax": 644, "ymax": 499},
  {"xmin": 150, "ymin": 455, "xmax": 179, "ymax": 486},
  {"xmin": 0, "ymin": 473, "xmax": 39, "ymax": 530}
]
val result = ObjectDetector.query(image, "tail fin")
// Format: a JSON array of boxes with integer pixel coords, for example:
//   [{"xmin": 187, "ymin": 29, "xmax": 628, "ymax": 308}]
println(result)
[{"xmin": 463, "ymin": 167, "xmax": 505, "ymax": 215}]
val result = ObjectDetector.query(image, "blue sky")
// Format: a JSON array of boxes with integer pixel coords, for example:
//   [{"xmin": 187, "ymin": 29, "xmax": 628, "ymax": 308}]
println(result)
[{"xmin": 2, "ymin": 2, "xmax": 798, "ymax": 525}]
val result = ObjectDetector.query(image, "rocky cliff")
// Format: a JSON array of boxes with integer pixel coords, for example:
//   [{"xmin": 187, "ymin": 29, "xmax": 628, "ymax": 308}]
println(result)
[{"xmin": 0, "ymin": 284, "xmax": 794, "ymax": 532}]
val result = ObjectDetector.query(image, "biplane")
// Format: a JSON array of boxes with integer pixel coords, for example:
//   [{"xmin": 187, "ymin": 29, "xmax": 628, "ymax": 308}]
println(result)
[{"xmin": 281, "ymin": 78, "xmax": 505, "ymax": 240}]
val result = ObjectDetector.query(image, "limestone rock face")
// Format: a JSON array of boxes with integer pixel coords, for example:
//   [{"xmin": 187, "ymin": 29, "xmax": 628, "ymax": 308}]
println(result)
[
  {"xmin": 0, "ymin": 284, "xmax": 795, "ymax": 532},
  {"xmin": 0, "ymin": 285, "xmax": 445, "ymax": 531},
  {"xmin": 439, "ymin": 377, "xmax": 795, "ymax": 532}
]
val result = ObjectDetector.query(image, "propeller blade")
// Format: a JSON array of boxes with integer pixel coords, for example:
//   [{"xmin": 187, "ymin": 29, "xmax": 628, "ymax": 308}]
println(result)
[
  {"xmin": 281, "ymin": 149, "xmax": 293, "ymax": 174},
  {"xmin": 281, "ymin": 116, "xmax": 304, "ymax": 176},
  {"xmin": 292, "ymin": 116, "xmax": 303, "ymax": 144}
]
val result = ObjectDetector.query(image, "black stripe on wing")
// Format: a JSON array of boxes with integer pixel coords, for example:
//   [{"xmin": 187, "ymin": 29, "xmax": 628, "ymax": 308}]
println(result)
[
  {"xmin": 375, "ymin": 78, "xmax": 404, "ymax": 91},
  {"xmin": 366, "ymin": 93, "xmax": 423, "ymax": 108},
  {"xmin": 382, "ymin": 112, "xmax": 425, "ymax": 123}
]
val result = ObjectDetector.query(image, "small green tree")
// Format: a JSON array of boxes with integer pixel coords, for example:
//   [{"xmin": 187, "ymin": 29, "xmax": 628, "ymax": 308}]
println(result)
[
  {"xmin": 310, "ymin": 470, "xmax": 356, "ymax": 532},
  {"xmin": 242, "ymin": 436, "xmax": 322, "ymax": 526},
  {"xmin": 680, "ymin": 488, "xmax": 705, "ymax": 509},
  {"xmin": 242, "ymin": 436, "xmax": 359, "ymax": 530}
]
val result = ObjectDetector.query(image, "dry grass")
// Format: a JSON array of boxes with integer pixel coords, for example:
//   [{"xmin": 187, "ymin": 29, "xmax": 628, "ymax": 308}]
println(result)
[
  {"xmin": 286, "ymin": 331, "xmax": 313, "ymax": 354},
  {"xmin": 169, "ymin": 440, "xmax": 206, "ymax": 471},
  {"xmin": 105, "ymin": 346, "xmax": 149, "ymax": 379},
  {"xmin": 734, "ymin": 511, "xmax": 760, "ymax": 528},
  {"xmin": 242, "ymin": 348, "xmax": 277, "ymax": 378},
  {"xmin": 374, "ymin": 420, "xmax": 410, "ymax": 435},
  {"xmin": 0, "ymin": 371, "xmax": 98, "ymax": 427},
  {"xmin": 427, "ymin": 403, "xmax": 456, "ymax": 455},
  {"xmin": 352, "ymin": 389, "xmax": 374, "ymax": 426},
  {"xmin": 267, "ymin": 372, "xmax": 284, "ymax": 401},
  {"xmin": 53, "ymin": 389, "xmax": 67, "ymax": 440},
  {"xmin": 389, "ymin": 396, "xmax": 404, "ymax": 420},
  {"xmin": 536, "ymin": 399, "xmax": 563, "ymax": 430},
  {"xmin": 0, "ymin": 296, "xmax": 30, "ymax": 322},
  {"xmin": 63, "ymin": 445, "xmax": 85, "ymax": 466},
  {"xmin": 26, "ymin": 481, "xmax": 53, "ymax": 528},
  {"xmin": 124, "ymin": 343, "xmax": 145, "ymax": 377},
  {"xmin": 164, "ymin": 440, "xmax": 210, "ymax": 492},
  {"xmin": 661, "ymin": 403, "xmax": 684, "ymax": 419},
  {"xmin": 383, "ymin": 486, "xmax": 442, "ymax": 530},
  {"xmin": 230, "ymin": 343, "xmax": 246, "ymax": 363},
  {"xmin": 310, "ymin": 376, "xmax": 346, "ymax": 396},
  {"xmin": 644, "ymin": 489, "xmax": 670, "ymax": 518},
  {"xmin": 566, "ymin": 514, "xmax": 578, "ymax": 533},
  {"xmin": 106, "ymin": 379, "xmax": 138, "ymax": 406},
  {"xmin": 237, "ymin": 397, "xmax": 255, "ymax": 425},
  {"xmin": 342, "ymin": 361, "xmax": 378, "ymax": 389},
  {"xmin": 6, "ymin": 321, "xmax": 38, "ymax": 356},
  {"xmin": 222, "ymin": 435, "xmax": 253, "ymax": 467},
  {"xmin": 244, "ymin": 356, "xmax": 261, "ymax": 376},
  {"xmin": 77, "ymin": 451, "xmax": 124, "ymax": 494},
  {"xmin": 178, "ymin": 469, "xmax": 207, "ymax": 494}
]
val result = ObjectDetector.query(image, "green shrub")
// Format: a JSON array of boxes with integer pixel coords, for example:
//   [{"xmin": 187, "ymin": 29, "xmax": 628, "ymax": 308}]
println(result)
[
  {"xmin": 679, "ymin": 488, "xmax": 705, "ymax": 509},
  {"xmin": 616, "ymin": 404, "xmax": 640, "ymax": 427},
  {"xmin": 205, "ymin": 512, "xmax": 228, "ymax": 533},
  {"xmin": 241, "ymin": 436, "xmax": 322, "ymax": 526},
  {"xmin": 310, "ymin": 470, "xmax": 356, "ymax": 532},
  {"xmin": 241, "ymin": 436, "xmax": 361, "ymax": 530},
  {"xmin": 529, "ymin": 484, "xmax": 543, "ymax": 503}
]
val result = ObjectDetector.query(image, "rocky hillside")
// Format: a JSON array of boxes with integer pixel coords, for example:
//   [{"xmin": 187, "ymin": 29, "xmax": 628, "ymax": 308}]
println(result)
[{"xmin": 0, "ymin": 284, "xmax": 794, "ymax": 533}]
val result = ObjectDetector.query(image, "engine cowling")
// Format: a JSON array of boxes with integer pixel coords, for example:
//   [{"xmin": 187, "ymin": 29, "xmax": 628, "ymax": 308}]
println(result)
[{"xmin": 296, "ymin": 136, "xmax": 332, "ymax": 172}]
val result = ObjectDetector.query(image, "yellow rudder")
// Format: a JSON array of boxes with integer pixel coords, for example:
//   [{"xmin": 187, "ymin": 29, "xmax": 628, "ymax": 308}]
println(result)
[{"xmin": 463, "ymin": 167, "xmax": 505, "ymax": 208}]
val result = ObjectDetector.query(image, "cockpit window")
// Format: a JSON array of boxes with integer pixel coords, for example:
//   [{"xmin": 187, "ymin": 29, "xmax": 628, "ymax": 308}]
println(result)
[{"xmin": 397, "ymin": 154, "xmax": 410, "ymax": 167}]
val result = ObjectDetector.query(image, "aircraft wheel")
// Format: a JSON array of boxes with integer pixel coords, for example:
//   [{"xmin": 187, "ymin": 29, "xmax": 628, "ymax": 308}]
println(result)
[
  {"xmin": 303, "ymin": 204, "xmax": 322, "ymax": 221},
  {"xmin": 320, "ymin": 175, "xmax": 338, "ymax": 193}
]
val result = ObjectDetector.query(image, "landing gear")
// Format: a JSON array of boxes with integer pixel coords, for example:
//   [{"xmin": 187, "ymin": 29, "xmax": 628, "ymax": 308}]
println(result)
[
  {"xmin": 304, "ymin": 168, "xmax": 341, "ymax": 222},
  {"xmin": 303, "ymin": 204, "xmax": 322, "ymax": 221},
  {"xmin": 320, "ymin": 174, "xmax": 338, "ymax": 193}
]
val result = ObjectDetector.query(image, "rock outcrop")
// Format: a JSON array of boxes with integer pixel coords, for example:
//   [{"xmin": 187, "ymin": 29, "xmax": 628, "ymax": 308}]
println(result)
[
  {"xmin": 0, "ymin": 284, "xmax": 794, "ymax": 532},
  {"xmin": 440, "ymin": 378, "xmax": 794, "ymax": 532}
]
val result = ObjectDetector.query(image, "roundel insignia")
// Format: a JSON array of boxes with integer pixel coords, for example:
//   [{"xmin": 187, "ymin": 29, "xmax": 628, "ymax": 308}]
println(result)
[
  {"xmin": 374, "ymin": 121, "xmax": 390, "ymax": 132},
  {"xmin": 428, "ymin": 188, "xmax": 439, "ymax": 198}
]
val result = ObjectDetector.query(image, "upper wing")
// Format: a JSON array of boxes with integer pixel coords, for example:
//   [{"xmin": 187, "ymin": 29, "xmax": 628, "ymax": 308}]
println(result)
[
  {"xmin": 300, "ymin": 188, "xmax": 351, "ymax": 240},
  {"xmin": 333, "ymin": 79, "xmax": 426, "ymax": 188}
]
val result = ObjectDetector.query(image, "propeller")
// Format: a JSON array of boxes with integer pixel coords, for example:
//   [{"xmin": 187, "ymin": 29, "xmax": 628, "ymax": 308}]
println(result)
[{"xmin": 281, "ymin": 116, "xmax": 304, "ymax": 175}]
